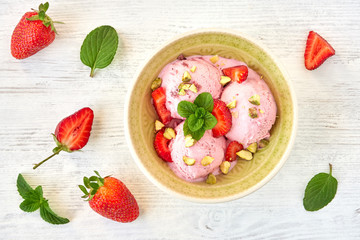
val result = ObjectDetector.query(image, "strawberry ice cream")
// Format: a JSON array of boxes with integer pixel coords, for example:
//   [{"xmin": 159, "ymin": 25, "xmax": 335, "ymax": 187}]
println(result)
[
  {"xmin": 159, "ymin": 57, "xmax": 222, "ymax": 119},
  {"xmin": 168, "ymin": 122, "xmax": 226, "ymax": 182}
]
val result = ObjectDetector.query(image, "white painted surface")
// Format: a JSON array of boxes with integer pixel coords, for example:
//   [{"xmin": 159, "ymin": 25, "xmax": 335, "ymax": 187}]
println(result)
[{"xmin": 0, "ymin": 0, "xmax": 359, "ymax": 239}]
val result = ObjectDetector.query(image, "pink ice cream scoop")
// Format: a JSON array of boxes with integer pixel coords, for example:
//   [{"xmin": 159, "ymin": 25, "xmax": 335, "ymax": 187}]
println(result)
[
  {"xmin": 221, "ymin": 68, "xmax": 277, "ymax": 147},
  {"xmin": 168, "ymin": 122, "xmax": 226, "ymax": 182},
  {"xmin": 159, "ymin": 57, "xmax": 222, "ymax": 119}
]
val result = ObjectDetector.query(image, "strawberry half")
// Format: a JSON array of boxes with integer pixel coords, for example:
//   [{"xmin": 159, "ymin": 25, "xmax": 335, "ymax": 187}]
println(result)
[
  {"xmin": 33, "ymin": 107, "xmax": 94, "ymax": 169},
  {"xmin": 225, "ymin": 141, "xmax": 244, "ymax": 162},
  {"xmin": 222, "ymin": 65, "xmax": 248, "ymax": 83},
  {"xmin": 79, "ymin": 171, "xmax": 139, "ymax": 223},
  {"xmin": 304, "ymin": 31, "xmax": 335, "ymax": 70},
  {"xmin": 154, "ymin": 129, "xmax": 172, "ymax": 162},
  {"xmin": 211, "ymin": 99, "xmax": 232, "ymax": 138},
  {"xmin": 151, "ymin": 87, "xmax": 172, "ymax": 125}
]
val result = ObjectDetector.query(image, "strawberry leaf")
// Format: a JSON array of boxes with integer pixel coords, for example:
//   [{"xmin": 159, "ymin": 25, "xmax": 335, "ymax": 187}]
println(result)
[
  {"xmin": 303, "ymin": 164, "xmax": 338, "ymax": 211},
  {"xmin": 80, "ymin": 25, "xmax": 119, "ymax": 77}
]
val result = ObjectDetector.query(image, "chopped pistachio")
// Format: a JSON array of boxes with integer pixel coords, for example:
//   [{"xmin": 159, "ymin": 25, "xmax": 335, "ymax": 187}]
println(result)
[
  {"xmin": 178, "ymin": 89, "xmax": 186, "ymax": 96},
  {"xmin": 189, "ymin": 84, "xmax": 198, "ymax": 93},
  {"xmin": 236, "ymin": 150, "xmax": 253, "ymax": 161},
  {"xmin": 226, "ymin": 100, "xmax": 237, "ymax": 109},
  {"xmin": 182, "ymin": 71, "xmax": 192, "ymax": 82},
  {"xmin": 163, "ymin": 128, "xmax": 176, "ymax": 140},
  {"xmin": 248, "ymin": 94, "xmax": 260, "ymax": 105},
  {"xmin": 231, "ymin": 111, "xmax": 239, "ymax": 118},
  {"xmin": 259, "ymin": 139, "xmax": 269, "ymax": 148},
  {"xmin": 185, "ymin": 135, "xmax": 196, "ymax": 147},
  {"xmin": 220, "ymin": 76, "xmax": 231, "ymax": 86},
  {"xmin": 210, "ymin": 55, "xmax": 219, "ymax": 64},
  {"xmin": 249, "ymin": 107, "xmax": 258, "ymax": 118},
  {"xmin": 247, "ymin": 142, "xmax": 258, "ymax": 153},
  {"xmin": 220, "ymin": 161, "xmax": 231, "ymax": 174},
  {"xmin": 190, "ymin": 66, "xmax": 197, "ymax": 72},
  {"xmin": 201, "ymin": 156, "xmax": 214, "ymax": 166},
  {"xmin": 155, "ymin": 120, "xmax": 164, "ymax": 131},
  {"xmin": 183, "ymin": 156, "xmax": 196, "ymax": 166},
  {"xmin": 206, "ymin": 173, "xmax": 216, "ymax": 184},
  {"xmin": 178, "ymin": 83, "xmax": 191, "ymax": 90},
  {"xmin": 259, "ymin": 109, "xmax": 265, "ymax": 113},
  {"xmin": 151, "ymin": 77, "xmax": 162, "ymax": 91}
]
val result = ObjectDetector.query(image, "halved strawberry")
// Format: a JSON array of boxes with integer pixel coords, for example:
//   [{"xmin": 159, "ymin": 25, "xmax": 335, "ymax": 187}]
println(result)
[
  {"xmin": 225, "ymin": 141, "xmax": 243, "ymax": 162},
  {"xmin": 151, "ymin": 87, "xmax": 172, "ymax": 125},
  {"xmin": 33, "ymin": 107, "xmax": 94, "ymax": 169},
  {"xmin": 211, "ymin": 99, "xmax": 232, "ymax": 138},
  {"xmin": 154, "ymin": 129, "xmax": 172, "ymax": 162},
  {"xmin": 304, "ymin": 31, "xmax": 335, "ymax": 70},
  {"xmin": 222, "ymin": 65, "xmax": 248, "ymax": 83}
]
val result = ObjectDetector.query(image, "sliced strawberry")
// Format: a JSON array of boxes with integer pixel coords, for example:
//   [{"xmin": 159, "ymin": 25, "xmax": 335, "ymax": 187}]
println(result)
[
  {"xmin": 55, "ymin": 107, "xmax": 94, "ymax": 151},
  {"xmin": 154, "ymin": 129, "xmax": 172, "ymax": 162},
  {"xmin": 225, "ymin": 141, "xmax": 244, "ymax": 162},
  {"xmin": 222, "ymin": 65, "xmax": 248, "ymax": 83},
  {"xmin": 211, "ymin": 99, "xmax": 232, "ymax": 138},
  {"xmin": 151, "ymin": 87, "xmax": 172, "ymax": 125},
  {"xmin": 304, "ymin": 31, "xmax": 335, "ymax": 70}
]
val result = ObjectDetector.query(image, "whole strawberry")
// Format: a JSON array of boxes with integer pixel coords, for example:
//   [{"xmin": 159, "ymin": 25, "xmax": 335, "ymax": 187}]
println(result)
[
  {"xmin": 79, "ymin": 171, "xmax": 139, "ymax": 223},
  {"xmin": 11, "ymin": 2, "xmax": 62, "ymax": 59},
  {"xmin": 33, "ymin": 107, "xmax": 94, "ymax": 169}
]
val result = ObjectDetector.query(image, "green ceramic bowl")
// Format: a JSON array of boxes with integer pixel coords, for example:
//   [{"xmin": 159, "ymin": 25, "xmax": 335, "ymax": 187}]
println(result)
[{"xmin": 125, "ymin": 30, "xmax": 297, "ymax": 203}]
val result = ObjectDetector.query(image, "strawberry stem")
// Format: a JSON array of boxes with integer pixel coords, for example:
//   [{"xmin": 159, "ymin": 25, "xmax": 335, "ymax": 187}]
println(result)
[{"xmin": 33, "ymin": 148, "xmax": 63, "ymax": 170}]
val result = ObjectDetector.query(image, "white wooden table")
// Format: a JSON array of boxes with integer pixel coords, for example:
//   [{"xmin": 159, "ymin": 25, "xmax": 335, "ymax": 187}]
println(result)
[{"xmin": 1, "ymin": 0, "xmax": 359, "ymax": 239}]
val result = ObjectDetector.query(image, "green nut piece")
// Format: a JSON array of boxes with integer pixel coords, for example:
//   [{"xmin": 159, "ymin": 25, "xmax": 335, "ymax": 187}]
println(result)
[
  {"xmin": 163, "ymin": 128, "xmax": 176, "ymax": 140},
  {"xmin": 248, "ymin": 94, "xmax": 260, "ymax": 105},
  {"xmin": 226, "ymin": 100, "xmax": 237, "ymax": 109},
  {"xmin": 189, "ymin": 84, "xmax": 198, "ymax": 93},
  {"xmin": 185, "ymin": 135, "xmax": 196, "ymax": 147},
  {"xmin": 236, "ymin": 150, "xmax": 253, "ymax": 161},
  {"xmin": 220, "ymin": 76, "xmax": 231, "ymax": 86},
  {"xmin": 183, "ymin": 156, "xmax": 196, "ymax": 166},
  {"xmin": 190, "ymin": 66, "xmax": 197, "ymax": 72},
  {"xmin": 201, "ymin": 156, "xmax": 214, "ymax": 166},
  {"xmin": 247, "ymin": 142, "xmax": 258, "ymax": 153},
  {"xmin": 182, "ymin": 71, "xmax": 192, "ymax": 82},
  {"xmin": 248, "ymin": 107, "xmax": 258, "ymax": 119},
  {"xmin": 210, "ymin": 55, "xmax": 219, "ymax": 64},
  {"xmin": 259, "ymin": 139, "xmax": 269, "ymax": 148},
  {"xmin": 178, "ymin": 89, "xmax": 186, "ymax": 96},
  {"xmin": 151, "ymin": 77, "xmax": 162, "ymax": 91},
  {"xmin": 155, "ymin": 120, "xmax": 164, "ymax": 131},
  {"xmin": 220, "ymin": 161, "xmax": 231, "ymax": 174},
  {"xmin": 206, "ymin": 173, "xmax": 216, "ymax": 184}
]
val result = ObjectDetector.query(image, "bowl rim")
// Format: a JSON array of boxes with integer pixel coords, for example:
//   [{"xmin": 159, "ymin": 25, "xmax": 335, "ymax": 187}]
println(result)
[{"xmin": 124, "ymin": 28, "xmax": 298, "ymax": 203}]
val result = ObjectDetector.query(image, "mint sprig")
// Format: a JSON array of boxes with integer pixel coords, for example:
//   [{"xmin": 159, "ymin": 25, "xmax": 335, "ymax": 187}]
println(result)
[
  {"xmin": 17, "ymin": 174, "xmax": 69, "ymax": 224},
  {"xmin": 303, "ymin": 164, "xmax": 338, "ymax": 211},
  {"xmin": 80, "ymin": 25, "xmax": 119, "ymax": 77},
  {"xmin": 177, "ymin": 92, "xmax": 217, "ymax": 140}
]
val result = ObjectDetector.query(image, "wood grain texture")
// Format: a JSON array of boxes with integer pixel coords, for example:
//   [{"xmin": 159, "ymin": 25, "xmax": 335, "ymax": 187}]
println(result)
[{"xmin": 1, "ymin": 0, "xmax": 360, "ymax": 239}]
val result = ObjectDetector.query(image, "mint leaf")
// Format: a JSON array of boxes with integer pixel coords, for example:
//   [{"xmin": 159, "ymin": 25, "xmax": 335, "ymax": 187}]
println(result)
[
  {"xmin": 194, "ymin": 92, "xmax": 214, "ymax": 112},
  {"xmin": 17, "ymin": 174, "xmax": 35, "ymax": 199},
  {"xmin": 195, "ymin": 108, "xmax": 206, "ymax": 119},
  {"xmin": 203, "ymin": 112, "xmax": 217, "ymax": 130},
  {"xmin": 191, "ymin": 128, "xmax": 206, "ymax": 141},
  {"xmin": 188, "ymin": 114, "xmax": 204, "ymax": 132},
  {"xmin": 20, "ymin": 199, "xmax": 41, "ymax": 212},
  {"xmin": 183, "ymin": 119, "xmax": 191, "ymax": 136},
  {"xmin": 303, "ymin": 164, "xmax": 338, "ymax": 211},
  {"xmin": 177, "ymin": 101, "xmax": 197, "ymax": 118},
  {"xmin": 40, "ymin": 201, "xmax": 70, "ymax": 225},
  {"xmin": 80, "ymin": 25, "xmax": 119, "ymax": 77}
]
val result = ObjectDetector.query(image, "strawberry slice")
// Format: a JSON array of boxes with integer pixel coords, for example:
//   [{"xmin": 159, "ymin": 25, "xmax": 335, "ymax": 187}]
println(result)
[
  {"xmin": 304, "ymin": 31, "xmax": 335, "ymax": 70},
  {"xmin": 222, "ymin": 65, "xmax": 248, "ymax": 83},
  {"xmin": 211, "ymin": 99, "xmax": 232, "ymax": 138},
  {"xmin": 154, "ymin": 129, "xmax": 172, "ymax": 162},
  {"xmin": 225, "ymin": 141, "xmax": 244, "ymax": 162},
  {"xmin": 151, "ymin": 87, "xmax": 172, "ymax": 125},
  {"xmin": 33, "ymin": 107, "xmax": 94, "ymax": 169}
]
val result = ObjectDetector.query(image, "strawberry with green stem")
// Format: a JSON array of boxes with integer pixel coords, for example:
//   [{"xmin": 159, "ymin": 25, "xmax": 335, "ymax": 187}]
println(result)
[
  {"xmin": 33, "ymin": 107, "xmax": 94, "ymax": 169},
  {"xmin": 79, "ymin": 171, "xmax": 139, "ymax": 223},
  {"xmin": 11, "ymin": 2, "xmax": 63, "ymax": 59}
]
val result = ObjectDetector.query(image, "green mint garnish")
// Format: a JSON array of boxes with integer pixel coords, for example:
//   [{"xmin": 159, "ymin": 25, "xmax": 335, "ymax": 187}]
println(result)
[
  {"xmin": 17, "ymin": 174, "xmax": 69, "ymax": 224},
  {"xmin": 303, "ymin": 164, "xmax": 338, "ymax": 211},
  {"xmin": 80, "ymin": 25, "xmax": 119, "ymax": 77},
  {"xmin": 177, "ymin": 92, "xmax": 217, "ymax": 140}
]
